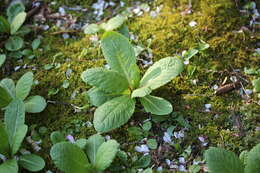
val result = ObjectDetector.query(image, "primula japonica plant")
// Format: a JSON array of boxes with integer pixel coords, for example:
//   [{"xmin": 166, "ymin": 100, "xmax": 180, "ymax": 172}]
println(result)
[
  {"xmin": 0, "ymin": 71, "xmax": 47, "ymax": 113},
  {"xmin": 0, "ymin": 100, "xmax": 45, "ymax": 172},
  {"xmin": 81, "ymin": 31, "xmax": 184, "ymax": 133},
  {"xmin": 50, "ymin": 133, "xmax": 119, "ymax": 173},
  {"xmin": 204, "ymin": 143, "xmax": 260, "ymax": 173}
]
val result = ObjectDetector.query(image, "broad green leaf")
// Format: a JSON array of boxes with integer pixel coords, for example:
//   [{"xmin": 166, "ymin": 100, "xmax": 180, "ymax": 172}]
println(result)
[
  {"xmin": 5, "ymin": 36, "xmax": 24, "ymax": 51},
  {"xmin": 87, "ymin": 87, "xmax": 118, "ymax": 107},
  {"xmin": 239, "ymin": 151, "xmax": 248, "ymax": 166},
  {"xmin": 0, "ymin": 159, "xmax": 18, "ymax": 173},
  {"xmin": 83, "ymin": 24, "xmax": 101, "ymax": 34},
  {"xmin": 7, "ymin": 2, "xmax": 25, "ymax": 23},
  {"xmin": 31, "ymin": 38, "xmax": 41, "ymax": 50},
  {"xmin": 85, "ymin": 134, "xmax": 105, "ymax": 164},
  {"xmin": 101, "ymin": 31, "xmax": 140, "ymax": 89},
  {"xmin": 140, "ymin": 95, "xmax": 173, "ymax": 115},
  {"xmin": 19, "ymin": 154, "xmax": 45, "ymax": 172},
  {"xmin": 4, "ymin": 99, "xmax": 25, "ymax": 151},
  {"xmin": 0, "ymin": 54, "xmax": 6, "ymax": 67},
  {"xmin": 141, "ymin": 168, "xmax": 153, "ymax": 173},
  {"xmin": 81, "ymin": 68, "xmax": 128, "ymax": 94},
  {"xmin": 0, "ymin": 78, "xmax": 16, "ymax": 98},
  {"xmin": 204, "ymin": 147, "xmax": 244, "ymax": 173},
  {"xmin": 101, "ymin": 15, "xmax": 127, "ymax": 31},
  {"xmin": 11, "ymin": 124, "xmax": 27, "ymax": 155},
  {"xmin": 75, "ymin": 139, "xmax": 87, "ymax": 149},
  {"xmin": 139, "ymin": 57, "xmax": 184, "ymax": 90},
  {"xmin": 15, "ymin": 71, "xmax": 34, "ymax": 100},
  {"xmin": 10, "ymin": 12, "xmax": 27, "ymax": 35},
  {"xmin": 50, "ymin": 131, "xmax": 66, "ymax": 145},
  {"xmin": 95, "ymin": 140, "xmax": 119, "ymax": 171},
  {"xmin": 24, "ymin": 95, "xmax": 47, "ymax": 113},
  {"xmin": 50, "ymin": 142, "xmax": 90, "ymax": 173},
  {"xmin": 131, "ymin": 87, "xmax": 152, "ymax": 98},
  {"xmin": 0, "ymin": 123, "xmax": 9, "ymax": 156},
  {"xmin": 94, "ymin": 95, "xmax": 136, "ymax": 133},
  {"xmin": 245, "ymin": 143, "xmax": 260, "ymax": 173},
  {"xmin": 0, "ymin": 86, "xmax": 12, "ymax": 108},
  {"xmin": 252, "ymin": 78, "xmax": 260, "ymax": 92},
  {"xmin": 0, "ymin": 16, "xmax": 10, "ymax": 33},
  {"xmin": 133, "ymin": 155, "xmax": 151, "ymax": 168}
]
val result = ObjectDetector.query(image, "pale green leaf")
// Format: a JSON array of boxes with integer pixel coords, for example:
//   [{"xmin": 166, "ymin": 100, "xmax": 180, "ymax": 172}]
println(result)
[
  {"xmin": 101, "ymin": 15, "xmax": 127, "ymax": 31},
  {"xmin": 85, "ymin": 134, "xmax": 105, "ymax": 164},
  {"xmin": 7, "ymin": 2, "xmax": 25, "ymax": 23},
  {"xmin": 5, "ymin": 36, "xmax": 24, "ymax": 51},
  {"xmin": 0, "ymin": 86, "xmax": 12, "ymax": 108},
  {"xmin": 204, "ymin": 147, "xmax": 244, "ymax": 173},
  {"xmin": 118, "ymin": 24, "xmax": 130, "ymax": 38},
  {"xmin": 4, "ymin": 99, "xmax": 25, "ymax": 152},
  {"xmin": 19, "ymin": 154, "xmax": 45, "ymax": 172},
  {"xmin": 101, "ymin": 31, "xmax": 140, "ymax": 89},
  {"xmin": 50, "ymin": 142, "xmax": 90, "ymax": 173},
  {"xmin": 0, "ymin": 54, "xmax": 6, "ymax": 67},
  {"xmin": 24, "ymin": 95, "xmax": 47, "ymax": 113},
  {"xmin": 140, "ymin": 95, "xmax": 173, "ymax": 115},
  {"xmin": 0, "ymin": 123, "xmax": 9, "ymax": 156},
  {"xmin": 0, "ymin": 78, "xmax": 16, "ymax": 98},
  {"xmin": 183, "ymin": 49, "xmax": 199, "ymax": 60},
  {"xmin": 245, "ymin": 143, "xmax": 260, "ymax": 173},
  {"xmin": 0, "ymin": 159, "xmax": 18, "ymax": 173},
  {"xmin": 15, "ymin": 71, "xmax": 34, "ymax": 100},
  {"xmin": 0, "ymin": 16, "xmax": 10, "ymax": 33},
  {"xmin": 252, "ymin": 78, "xmax": 260, "ymax": 93},
  {"xmin": 31, "ymin": 38, "xmax": 41, "ymax": 50},
  {"xmin": 81, "ymin": 68, "xmax": 128, "ymax": 94},
  {"xmin": 11, "ymin": 124, "xmax": 27, "ymax": 155},
  {"xmin": 95, "ymin": 140, "xmax": 119, "ymax": 171},
  {"xmin": 131, "ymin": 87, "xmax": 152, "ymax": 98},
  {"xmin": 10, "ymin": 12, "xmax": 26, "ymax": 34},
  {"xmin": 87, "ymin": 87, "xmax": 118, "ymax": 107},
  {"xmin": 83, "ymin": 24, "xmax": 101, "ymax": 34},
  {"xmin": 140, "ymin": 57, "xmax": 184, "ymax": 90},
  {"xmin": 94, "ymin": 95, "xmax": 136, "ymax": 133}
]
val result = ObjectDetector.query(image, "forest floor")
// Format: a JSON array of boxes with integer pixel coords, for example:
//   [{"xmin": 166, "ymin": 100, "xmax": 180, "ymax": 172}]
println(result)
[{"xmin": 0, "ymin": 0, "xmax": 260, "ymax": 172}]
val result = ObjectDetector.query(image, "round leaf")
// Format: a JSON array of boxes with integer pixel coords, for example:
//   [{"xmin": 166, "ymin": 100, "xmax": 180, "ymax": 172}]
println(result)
[
  {"xmin": 0, "ymin": 159, "xmax": 18, "ymax": 173},
  {"xmin": 32, "ymin": 38, "xmax": 41, "ymax": 50},
  {"xmin": 50, "ymin": 142, "xmax": 90, "ymax": 173},
  {"xmin": 5, "ymin": 36, "xmax": 24, "ymax": 51},
  {"xmin": 0, "ymin": 78, "xmax": 16, "ymax": 98},
  {"xmin": 24, "ymin": 95, "xmax": 47, "ymax": 113},
  {"xmin": 19, "ymin": 154, "xmax": 45, "ymax": 172},
  {"xmin": 147, "ymin": 139, "xmax": 158, "ymax": 149},
  {"xmin": 7, "ymin": 2, "xmax": 25, "ymax": 22},
  {"xmin": 50, "ymin": 131, "xmax": 66, "ymax": 145},
  {"xmin": 94, "ymin": 95, "xmax": 136, "ymax": 133},
  {"xmin": 245, "ymin": 144, "xmax": 260, "ymax": 173}
]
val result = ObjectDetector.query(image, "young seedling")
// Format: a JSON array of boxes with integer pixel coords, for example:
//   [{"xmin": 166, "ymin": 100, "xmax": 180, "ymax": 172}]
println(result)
[
  {"xmin": 81, "ymin": 31, "xmax": 184, "ymax": 133},
  {"xmin": 50, "ymin": 133, "xmax": 119, "ymax": 173},
  {"xmin": 0, "ymin": 100, "xmax": 45, "ymax": 172},
  {"xmin": 0, "ymin": 71, "xmax": 47, "ymax": 113},
  {"xmin": 204, "ymin": 143, "xmax": 260, "ymax": 173}
]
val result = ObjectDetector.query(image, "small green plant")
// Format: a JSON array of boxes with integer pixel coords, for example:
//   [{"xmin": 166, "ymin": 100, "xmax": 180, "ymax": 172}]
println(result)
[
  {"xmin": 83, "ymin": 15, "xmax": 128, "ymax": 36},
  {"xmin": 0, "ymin": 71, "xmax": 47, "ymax": 113},
  {"xmin": 50, "ymin": 133, "xmax": 119, "ymax": 173},
  {"xmin": 81, "ymin": 31, "xmax": 184, "ymax": 133},
  {"xmin": 0, "ymin": 99, "xmax": 45, "ymax": 172},
  {"xmin": 204, "ymin": 143, "xmax": 260, "ymax": 173}
]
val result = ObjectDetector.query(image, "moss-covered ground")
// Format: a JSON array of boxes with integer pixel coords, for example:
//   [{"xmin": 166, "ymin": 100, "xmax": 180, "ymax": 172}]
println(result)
[{"xmin": 0, "ymin": 0, "xmax": 259, "ymax": 172}]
